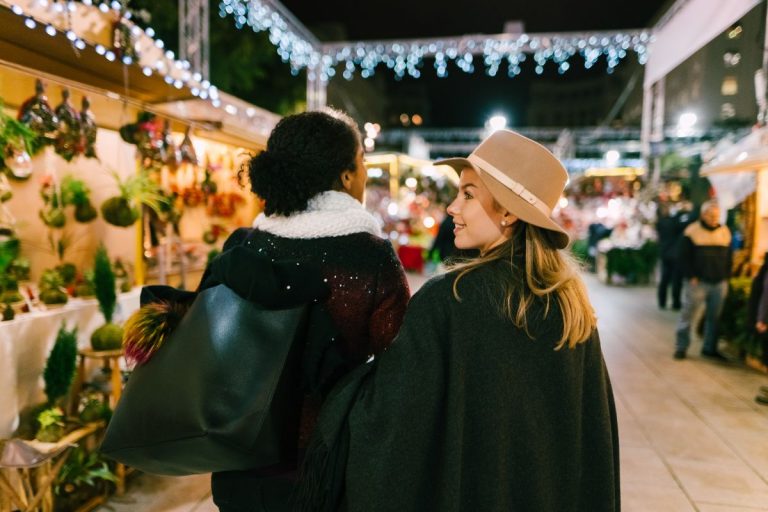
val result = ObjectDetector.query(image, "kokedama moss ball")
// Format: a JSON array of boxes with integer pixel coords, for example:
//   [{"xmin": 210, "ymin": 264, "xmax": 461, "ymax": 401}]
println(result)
[
  {"xmin": 91, "ymin": 322, "xmax": 123, "ymax": 351},
  {"xmin": 101, "ymin": 197, "xmax": 138, "ymax": 227},
  {"xmin": 75, "ymin": 201, "xmax": 98, "ymax": 223},
  {"xmin": 74, "ymin": 282, "xmax": 95, "ymax": 297},
  {"xmin": 40, "ymin": 288, "xmax": 68, "ymax": 305}
]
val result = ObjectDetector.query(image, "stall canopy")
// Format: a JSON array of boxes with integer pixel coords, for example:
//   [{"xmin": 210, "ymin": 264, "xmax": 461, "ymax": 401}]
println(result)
[
  {"xmin": 644, "ymin": 0, "xmax": 760, "ymax": 87},
  {"xmin": 0, "ymin": 0, "xmax": 278, "ymax": 150}
]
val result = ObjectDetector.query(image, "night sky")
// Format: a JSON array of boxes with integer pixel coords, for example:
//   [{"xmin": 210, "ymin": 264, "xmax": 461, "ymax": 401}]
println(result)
[{"xmin": 278, "ymin": 0, "xmax": 671, "ymax": 127}]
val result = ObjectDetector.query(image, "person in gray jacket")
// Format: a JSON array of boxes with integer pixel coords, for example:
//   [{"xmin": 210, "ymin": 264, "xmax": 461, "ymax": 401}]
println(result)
[{"xmin": 674, "ymin": 200, "xmax": 732, "ymax": 360}]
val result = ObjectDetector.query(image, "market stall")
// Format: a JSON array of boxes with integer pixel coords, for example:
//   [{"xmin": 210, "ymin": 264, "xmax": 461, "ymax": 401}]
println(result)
[
  {"xmin": 364, "ymin": 153, "xmax": 458, "ymax": 272},
  {"xmin": 701, "ymin": 126, "xmax": 768, "ymax": 271},
  {"xmin": 0, "ymin": 1, "xmax": 280, "ymax": 508},
  {"xmin": 561, "ymin": 166, "xmax": 657, "ymax": 283}
]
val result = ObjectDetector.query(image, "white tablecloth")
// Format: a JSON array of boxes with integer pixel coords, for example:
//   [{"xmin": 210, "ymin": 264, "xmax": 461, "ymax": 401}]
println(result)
[{"xmin": 0, "ymin": 289, "xmax": 140, "ymax": 438}]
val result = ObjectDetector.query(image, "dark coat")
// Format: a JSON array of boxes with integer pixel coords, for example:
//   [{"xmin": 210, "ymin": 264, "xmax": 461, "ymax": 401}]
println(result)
[
  {"xmin": 208, "ymin": 227, "xmax": 410, "ymax": 510},
  {"xmin": 299, "ymin": 259, "xmax": 620, "ymax": 512},
  {"xmin": 656, "ymin": 212, "xmax": 688, "ymax": 260}
]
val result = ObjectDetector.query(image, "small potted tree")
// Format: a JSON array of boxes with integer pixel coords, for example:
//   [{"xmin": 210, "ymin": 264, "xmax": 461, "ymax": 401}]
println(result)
[{"xmin": 90, "ymin": 246, "xmax": 123, "ymax": 351}]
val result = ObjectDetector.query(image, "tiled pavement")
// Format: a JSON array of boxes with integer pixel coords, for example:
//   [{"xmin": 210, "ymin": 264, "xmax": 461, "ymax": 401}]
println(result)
[{"xmin": 96, "ymin": 273, "xmax": 768, "ymax": 511}]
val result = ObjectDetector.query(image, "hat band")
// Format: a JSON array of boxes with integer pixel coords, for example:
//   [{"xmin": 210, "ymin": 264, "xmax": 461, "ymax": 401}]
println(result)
[{"xmin": 468, "ymin": 154, "xmax": 552, "ymax": 217}]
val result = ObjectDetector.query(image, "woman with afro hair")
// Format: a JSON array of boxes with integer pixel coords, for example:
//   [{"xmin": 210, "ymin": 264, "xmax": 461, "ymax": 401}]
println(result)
[{"xmin": 209, "ymin": 109, "xmax": 410, "ymax": 511}]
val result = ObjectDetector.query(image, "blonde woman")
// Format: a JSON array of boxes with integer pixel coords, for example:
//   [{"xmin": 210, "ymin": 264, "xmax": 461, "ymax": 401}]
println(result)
[{"xmin": 298, "ymin": 130, "xmax": 619, "ymax": 512}]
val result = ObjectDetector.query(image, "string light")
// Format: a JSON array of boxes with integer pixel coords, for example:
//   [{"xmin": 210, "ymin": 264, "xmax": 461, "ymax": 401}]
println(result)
[
  {"xmin": 218, "ymin": 0, "xmax": 651, "ymax": 81},
  {"xmin": 218, "ymin": 0, "xmax": 321, "ymax": 75},
  {"xmin": 321, "ymin": 31, "xmax": 651, "ymax": 80}
]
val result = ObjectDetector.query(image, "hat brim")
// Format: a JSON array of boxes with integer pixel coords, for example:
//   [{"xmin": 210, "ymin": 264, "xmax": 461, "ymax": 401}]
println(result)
[{"xmin": 434, "ymin": 157, "xmax": 570, "ymax": 249}]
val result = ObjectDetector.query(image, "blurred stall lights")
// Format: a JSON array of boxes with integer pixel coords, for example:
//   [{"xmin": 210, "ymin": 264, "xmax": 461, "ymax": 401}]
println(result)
[
  {"xmin": 363, "ymin": 121, "xmax": 380, "ymax": 152},
  {"xmin": 367, "ymin": 167, "xmax": 384, "ymax": 178},
  {"xmin": 423, "ymin": 216, "xmax": 436, "ymax": 229},
  {"xmin": 405, "ymin": 177, "xmax": 418, "ymax": 189},
  {"xmin": 8, "ymin": 0, "xmax": 237, "ymax": 120},
  {"xmin": 604, "ymin": 150, "xmax": 620, "ymax": 166},
  {"xmin": 676, "ymin": 112, "xmax": 697, "ymax": 137},
  {"xmin": 387, "ymin": 203, "xmax": 400, "ymax": 216},
  {"xmin": 411, "ymin": 114, "xmax": 423, "ymax": 126},
  {"xmin": 558, "ymin": 197, "xmax": 569, "ymax": 209}
]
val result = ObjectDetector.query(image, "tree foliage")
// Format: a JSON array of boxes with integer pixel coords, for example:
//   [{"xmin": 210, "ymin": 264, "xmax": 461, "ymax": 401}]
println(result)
[
  {"xmin": 128, "ymin": 0, "xmax": 305, "ymax": 114},
  {"xmin": 43, "ymin": 323, "xmax": 78, "ymax": 405}
]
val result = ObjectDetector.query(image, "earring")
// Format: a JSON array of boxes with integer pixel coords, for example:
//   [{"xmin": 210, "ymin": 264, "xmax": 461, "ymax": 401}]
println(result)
[{"xmin": 501, "ymin": 220, "xmax": 508, "ymax": 226}]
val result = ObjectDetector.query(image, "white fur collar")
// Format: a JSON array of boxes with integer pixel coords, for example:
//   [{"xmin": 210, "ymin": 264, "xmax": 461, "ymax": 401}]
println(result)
[{"xmin": 252, "ymin": 191, "xmax": 382, "ymax": 239}]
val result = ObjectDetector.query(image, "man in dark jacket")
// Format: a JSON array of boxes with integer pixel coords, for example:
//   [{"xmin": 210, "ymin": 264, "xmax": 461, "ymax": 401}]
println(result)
[
  {"xmin": 674, "ymin": 201, "xmax": 732, "ymax": 360},
  {"xmin": 656, "ymin": 203, "xmax": 692, "ymax": 309}
]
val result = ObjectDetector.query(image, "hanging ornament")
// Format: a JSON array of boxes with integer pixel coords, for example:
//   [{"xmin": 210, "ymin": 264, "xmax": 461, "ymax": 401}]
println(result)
[
  {"xmin": 54, "ymin": 88, "xmax": 82, "ymax": 162},
  {"xmin": 178, "ymin": 127, "xmax": 197, "ymax": 165},
  {"xmin": 17, "ymin": 79, "xmax": 58, "ymax": 146},
  {"xmin": 4, "ymin": 149, "xmax": 33, "ymax": 180},
  {"xmin": 119, "ymin": 111, "xmax": 164, "ymax": 170},
  {"xmin": 80, "ymin": 96, "xmax": 98, "ymax": 159},
  {"xmin": 112, "ymin": 15, "xmax": 139, "ymax": 62},
  {"xmin": 161, "ymin": 120, "xmax": 179, "ymax": 168}
]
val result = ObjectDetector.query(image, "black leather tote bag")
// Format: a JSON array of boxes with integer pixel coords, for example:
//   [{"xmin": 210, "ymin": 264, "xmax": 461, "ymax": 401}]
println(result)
[{"xmin": 101, "ymin": 283, "xmax": 311, "ymax": 475}]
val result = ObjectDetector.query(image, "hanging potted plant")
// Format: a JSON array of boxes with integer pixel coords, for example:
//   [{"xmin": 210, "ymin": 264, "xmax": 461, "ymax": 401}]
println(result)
[
  {"xmin": 101, "ymin": 169, "xmax": 167, "ymax": 227},
  {"xmin": 61, "ymin": 175, "xmax": 97, "ymax": 223},
  {"xmin": 0, "ymin": 96, "xmax": 41, "ymax": 180},
  {"xmin": 90, "ymin": 245, "xmax": 122, "ymax": 351}
]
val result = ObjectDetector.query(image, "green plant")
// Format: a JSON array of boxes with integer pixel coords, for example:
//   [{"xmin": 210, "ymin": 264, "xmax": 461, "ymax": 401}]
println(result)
[
  {"xmin": 0, "ymin": 99, "xmax": 41, "ymax": 164},
  {"xmin": 78, "ymin": 394, "xmax": 112, "ymax": 424},
  {"xmin": 61, "ymin": 176, "xmax": 97, "ymax": 223},
  {"xmin": 43, "ymin": 323, "xmax": 78, "ymax": 406},
  {"xmin": 0, "ymin": 233, "xmax": 20, "ymax": 275},
  {"xmin": 570, "ymin": 239, "xmax": 589, "ymax": 264},
  {"xmin": 35, "ymin": 406, "xmax": 65, "ymax": 442},
  {"xmin": 39, "ymin": 267, "xmax": 69, "ymax": 305},
  {"xmin": 93, "ymin": 246, "xmax": 115, "ymax": 322},
  {"xmin": 101, "ymin": 169, "xmax": 167, "ymax": 227},
  {"xmin": 54, "ymin": 447, "xmax": 117, "ymax": 496},
  {"xmin": 605, "ymin": 241, "xmax": 658, "ymax": 285},
  {"xmin": 91, "ymin": 245, "xmax": 123, "ymax": 350}
]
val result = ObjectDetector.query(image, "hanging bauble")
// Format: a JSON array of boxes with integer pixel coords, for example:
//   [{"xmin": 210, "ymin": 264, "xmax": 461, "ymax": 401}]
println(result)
[
  {"xmin": 178, "ymin": 127, "xmax": 197, "ymax": 165},
  {"xmin": 17, "ymin": 79, "xmax": 58, "ymax": 146},
  {"xmin": 161, "ymin": 120, "xmax": 179, "ymax": 168},
  {"xmin": 4, "ymin": 148, "xmax": 33, "ymax": 180},
  {"xmin": 80, "ymin": 97, "xmax": 98, "ymax": 159},
  {"xmin": 54, "ymin": 89, "xmax": 82, "ymax": 162},
  {"xmin": 119, "ymin": 112, "xmax": 164, "ymax": 171}
]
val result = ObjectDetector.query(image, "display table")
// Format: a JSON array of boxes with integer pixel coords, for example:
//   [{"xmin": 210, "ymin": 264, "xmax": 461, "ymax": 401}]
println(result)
[{"xmin": 0, "ymin": 289, "xmax": 140, "ymax": 439}]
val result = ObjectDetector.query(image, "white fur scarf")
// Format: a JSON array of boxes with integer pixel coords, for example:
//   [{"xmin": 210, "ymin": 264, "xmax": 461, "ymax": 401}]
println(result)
[{"xmin": 252, "ymin": 191, "xmax": 382, "ymax": 239}]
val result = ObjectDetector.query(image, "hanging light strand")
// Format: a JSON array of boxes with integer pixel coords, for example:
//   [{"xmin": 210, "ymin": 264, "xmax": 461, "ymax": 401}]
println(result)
[{"xmin": 217, "ymin": 0, "xmax": 652, "ymax": 82}]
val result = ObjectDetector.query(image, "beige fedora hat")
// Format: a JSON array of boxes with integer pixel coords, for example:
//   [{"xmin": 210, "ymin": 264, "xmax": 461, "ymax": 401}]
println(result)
[{"xmin": 435, "ymin": 129, "xmax": 570, "ymax": 249}]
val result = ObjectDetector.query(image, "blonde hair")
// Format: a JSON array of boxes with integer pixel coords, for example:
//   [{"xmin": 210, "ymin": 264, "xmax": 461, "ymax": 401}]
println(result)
[{"xmin": 451, "ymin": 222, "xmax": 596, "ymax": 349}]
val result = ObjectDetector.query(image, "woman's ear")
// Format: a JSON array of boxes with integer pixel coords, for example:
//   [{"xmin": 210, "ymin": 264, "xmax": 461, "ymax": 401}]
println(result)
[
  {"xmin": 500, "ymin": 211, "xmax": 518, "ymax": 228},
  {"xmin": 339, "ymin": 169, "xmax": 354, "ymax": 192}
]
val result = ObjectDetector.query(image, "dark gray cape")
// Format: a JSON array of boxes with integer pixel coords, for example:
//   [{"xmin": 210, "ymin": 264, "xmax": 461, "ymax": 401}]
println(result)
[{"xmin": 299, "ymin": 261, "xmax": 620, "ymax": 512}]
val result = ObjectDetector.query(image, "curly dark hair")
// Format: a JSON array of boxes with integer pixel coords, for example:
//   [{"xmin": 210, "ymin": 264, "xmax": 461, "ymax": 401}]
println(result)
[{"xmin": 244, "ymin": 109, "xmax": 361, "ymax": 216}]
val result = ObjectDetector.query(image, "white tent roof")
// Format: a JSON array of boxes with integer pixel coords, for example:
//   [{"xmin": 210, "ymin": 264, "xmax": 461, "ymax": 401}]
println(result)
[
  {"xmin": 701, "ymin": 127, "xmax": 768, "ymax": 176},
  {"xmin": 644, "ymin": 0, "xmax": 760, "ymax": 87}
]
